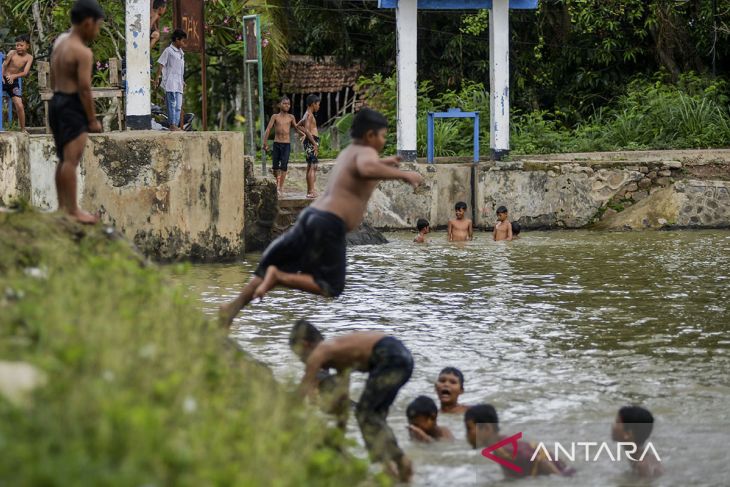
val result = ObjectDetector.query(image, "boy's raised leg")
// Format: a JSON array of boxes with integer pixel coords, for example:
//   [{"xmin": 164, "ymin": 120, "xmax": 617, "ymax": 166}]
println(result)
[
  {"xmin": 253, "ymin": 265, "xmax": 323, "ymax": 300},
  {"xmin": 219, "ymin": 276, "xmax": 262, "ymax": 327},
  {"xmin": 55, "ymin": 133, "xmax": 98, "ymax": 224}
]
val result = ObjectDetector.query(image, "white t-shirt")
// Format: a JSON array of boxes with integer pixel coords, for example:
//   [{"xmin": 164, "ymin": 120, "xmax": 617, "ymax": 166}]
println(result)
[{"xmin": 157, "ymin": 45, "xmax": 185, "ymax": 93}]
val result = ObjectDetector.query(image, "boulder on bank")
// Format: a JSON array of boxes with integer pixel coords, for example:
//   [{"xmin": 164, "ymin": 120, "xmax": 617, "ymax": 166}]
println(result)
[{"xmin": 346, "ymin": 221, "xmax": 388, "ymax": 246}]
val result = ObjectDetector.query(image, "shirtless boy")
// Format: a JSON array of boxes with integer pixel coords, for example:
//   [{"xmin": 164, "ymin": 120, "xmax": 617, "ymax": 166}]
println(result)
[
  {"xmin": 263, "ymin": 96, "xmax": 307, "ymax": 196},
  {"xmin": 414, "ymin": 218, "xmax": 430, "ymax": 243},
  {"xmin": 150, "ymin": 0, "xmax": 168, "ymax": 50},
  {"xmin": 612, "ymin": 405, "xmax": 663, "ymax": 479},
  {"xmin": 220, "ymin": 108, "xmax": 423, "ymax": 326},
  {"xmin": 290, "ymin": 320, "xmax": 414, "ymax": 482},
  {"xmin": 406, "ymin": 395, "xmax": 454, "ymax": 443},
  {"xmin": 493, "ymin": 206, "xmax": 513, "ymax": 241},
  {"xmin": 2, "ymin": 35, "xmax": 34, "ymax": 132},
  {"xmin": 435, "ymin": 366, "xmax": 469, "ymax": 414},
  {"xmin": 448, "ymin": 201, "xmax": 472, "ymax": 241},
  {"xmin": 50, "ymin": 0, "xmax": 104, "ymax": 224},
  {"xmin": 298, "ymin": 94, "xmax": 321, "ymax": 198}
]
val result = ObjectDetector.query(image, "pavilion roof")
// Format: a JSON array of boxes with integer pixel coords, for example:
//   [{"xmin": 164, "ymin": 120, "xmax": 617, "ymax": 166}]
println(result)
[{"xmin": 279, "ymin": 55, "xmax": 362, "ymax": 94}]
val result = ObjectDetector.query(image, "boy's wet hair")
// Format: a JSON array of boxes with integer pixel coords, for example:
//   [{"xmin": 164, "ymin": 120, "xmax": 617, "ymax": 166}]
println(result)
[
  {"xmin": 289, "ymin": 319, "xmax": 324, "ymax": 347},
  {"xmin": 511, "ymin": 221, "xmax": 521, "ymax": 235},
  {"xmin": 464, "ymin": 404, "xmax": 499, "ymax": 432},
  {"xmin": 618, "ymin": 406, "xmax": 654, "ymax": 445},
  {"xmin": 455, "ymin": 201, "xmax": 467, "ymax": 211},
  {"xmin": 350, "ymin": 108, "xmax": 388, "ymax": 138},
  {"xmin": 71, "ymin": 0, "xmax": 105, "ymax": 24},
  {"xmin": 306, "ymin": 94, "xmax": 320, "ymax": 107},
  {"xmin": 406, "ymin": 396, "xmax": 438, "ymax": 420},
  {"xmin": 171, "ymin": 29, "xmax": 188, "ymax": 42},
  {"xmin": 439, "ymin": 366, "xmax": 464, "ymax": 388},
  {"xmin": 153, "ymin": 0, "xmax": 167, "ymax": 9},
  {"xmin": 15, "ymin": 35, "xmax": 30, "ymax": 44},
  {"xmin": 417, "ymin": 218, "xmax": 429, "ymax": 231},
  {"xmin": 496, "ymin": 206, "xmax": 508, "ymax": 214}
]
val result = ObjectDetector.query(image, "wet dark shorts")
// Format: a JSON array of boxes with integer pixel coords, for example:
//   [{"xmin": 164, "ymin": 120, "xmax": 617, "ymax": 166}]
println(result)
[
  {"xmin": 49, "ymin": 92, "xmax": 89, "ymax": 161},
  {"xmin": 254, "ymin": 207, "xmax": 347, "ymax": 297},
  {"xmin": 303, "ymin": 135, "xmax": 320, "ymax": 165},
  {"xmin": 272, "ymin": 142, "xmax": 291, "ymax": 172},
  {"xmin": 2, "ymin": 78, "xmax": 21, "ymax": 98}
]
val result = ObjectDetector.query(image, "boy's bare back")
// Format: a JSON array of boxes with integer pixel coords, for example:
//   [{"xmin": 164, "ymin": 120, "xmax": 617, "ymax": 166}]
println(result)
[
  {"xmin": 312, "ymin": 145, "xmax": 417, "ymax": 231},
  {"xmin": 271, "ymin": 113, "xmax": 297, "ymax": 143},
  {"xmin": 313, "ymin": 332, "xmax": 386, "ymax": 372},
  {"xmin": 51, "ymin": 33, "xmax": 93, "ymax": 93}
]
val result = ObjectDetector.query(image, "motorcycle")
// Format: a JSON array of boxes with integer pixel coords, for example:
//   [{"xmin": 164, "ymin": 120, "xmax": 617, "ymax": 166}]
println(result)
[{"xmin": 151, "ymin": 103, "xmax": 195, "ymax": 131}]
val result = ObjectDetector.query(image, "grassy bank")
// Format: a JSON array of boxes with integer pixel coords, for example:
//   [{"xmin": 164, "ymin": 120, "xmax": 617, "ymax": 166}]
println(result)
[{"xmin": 0, "ymin": 210, "xmax": 371, "ymax": 486}]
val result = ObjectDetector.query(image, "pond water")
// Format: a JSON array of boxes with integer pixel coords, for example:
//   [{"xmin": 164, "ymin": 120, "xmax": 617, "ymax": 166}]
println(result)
[{"xmin": 177, "ymin": 230, "xmax": 730, "ymax": 486}]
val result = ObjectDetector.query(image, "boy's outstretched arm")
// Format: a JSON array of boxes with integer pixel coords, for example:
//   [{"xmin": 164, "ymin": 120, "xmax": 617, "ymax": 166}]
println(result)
[
  {"xmin": 291, "ymin": 115, "xmax": 307, "ymax": 138},
  {"xmin": 297, "ymin": 114, "xmax": 318, "ymax": 146},
  {"xmin": 262, "ymin": 115, "xmax": 276, "ymax": 151},
  {"xmin": 299, "ymin": 344, "xmax": 332, "ymax": 399},
  {"xmin": 356, "ymin": 154, "xmax": 424, "ymax": 187}
]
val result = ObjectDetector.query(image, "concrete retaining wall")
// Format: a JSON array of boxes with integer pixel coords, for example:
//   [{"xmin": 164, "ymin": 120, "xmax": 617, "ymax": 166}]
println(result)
[{"xmin": 1, "ymin": 131, "xmax": 246, "ymax": 261}]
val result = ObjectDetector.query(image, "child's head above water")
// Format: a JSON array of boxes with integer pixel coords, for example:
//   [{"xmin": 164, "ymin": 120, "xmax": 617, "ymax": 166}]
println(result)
[
  {"xmin": 612, "ymin": 405, "xmax": 654, "ymax": 446},
  {"xmin": 351, "ymin": 108, "xmax": 388, "ymax": 152},
  {"xmin": 289, "ymin": 319, "xmax": 324, "ymax": 362},
  {"xmin": 454, "ymin": 202, "xmax": 467, "ymax": 219},
  {"xmin": 435, "ymin": 366, "xmax": 464, "ymax": 409},
  {"xmin": 464, "ymin": 403, "xmax": 499, "ymax": 448},
  {"xmin": 496, "ymin": 205, "xmax": 508, "ymax": 222},
  {"xmin": 278, "ymin": 96, "xmax": 291, "ymax": 112},
  {"xmin": 511, "ymin": 221, "xmax": 521, "ymax": 236},
  {"xmin": 417, "ymin": 218, "xmax": 430, "ymax": 233},
  {"xmin": 406, "ymin": 395, "xmax": 439, "ymax": 435}
]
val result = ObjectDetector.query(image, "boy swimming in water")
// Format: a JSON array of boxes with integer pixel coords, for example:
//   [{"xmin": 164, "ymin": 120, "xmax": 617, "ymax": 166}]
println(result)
[
  {"xmin": 50, "ymin": 0, "xmax": 105, "ymax": 224},
  {"xmin": 612, "ymin": 405, "xmax": 663, "ymax": 478},
  {"xmin": 290, "ymin": 320, "xmax": 414, "ymax": 482},
  {"xmin": 493, "ymin": 206, "xmax": 513, "ymax": 241},
  {"xmin": 219, "ymin": 108, "xmax": 423, "ymax": 326},
  {"xmin": 406, "ymin": 395, "xmax": 454, "ymax": 443},
  {"xmin": 511, "ymin": 221, "xmax": 521, "ymax": 239},
  {"xmin": 414, "ymin": 218, "xmax": 430, "ymax": 243},
  {"xmin": 435, "ymin": 366, "xmax": 469, "ymax": 414},
  {"xmin": 448, "ymin": 202, "xmax": 472, "ymax": 241},
  {"xmin": 465, "ymin": 404, "xmax": 575, "ymax": 478}
]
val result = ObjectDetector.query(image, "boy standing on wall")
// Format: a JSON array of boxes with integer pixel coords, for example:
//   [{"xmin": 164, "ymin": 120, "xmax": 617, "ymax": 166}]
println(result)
[
  {"xmin": 150, "ymin": 0, "xmax": 168, "ymax": 50},
  {"xmin": 50, "ymin": 0, "xmax": 105, "ymax": 224},
  {"xmin": 298, "ymin": 94, "xmax": 321, "ymax": 198},
  {"xmin": 2, "ymin": 35, "xmax": 34, "ymax": 132},
  {"xmin": 154, "ymin": 29, "xmax": 186, "ymax": 131},
  {"xmin": 263, "ymin": 96, "xmax": 308, "ymax": 197}
]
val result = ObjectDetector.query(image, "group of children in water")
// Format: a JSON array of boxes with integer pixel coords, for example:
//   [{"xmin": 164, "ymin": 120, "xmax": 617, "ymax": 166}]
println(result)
[
  {"xmin": 221, "ymin": 106, "xmax": 661, "ymax": 483},
  {"xmin": 415, "ymin": 202, "xmax": 522, "ymax": 243}
]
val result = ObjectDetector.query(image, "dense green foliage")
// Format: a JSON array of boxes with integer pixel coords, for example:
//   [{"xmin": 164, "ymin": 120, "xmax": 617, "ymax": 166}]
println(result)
[
  {"xmin": 1, "ymin": 1, "xmax": 728, "ymax": 150},
  {"xmin": 0, "ymin": 211, "xmax": 371, "ymax": 486}
]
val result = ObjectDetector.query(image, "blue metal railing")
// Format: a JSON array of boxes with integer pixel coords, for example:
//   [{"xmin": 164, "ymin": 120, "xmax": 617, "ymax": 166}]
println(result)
[{"xmin": 427, "ymin": 108, "xmax": 480, "ymax": 164}]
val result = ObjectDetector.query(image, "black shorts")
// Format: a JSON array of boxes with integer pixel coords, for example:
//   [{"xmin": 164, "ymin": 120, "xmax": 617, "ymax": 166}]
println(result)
[
  {"xmin": 2, "ymin": 78, "xmax": 21, "ymax": 98},
  {"xmin": 49, "ymin": 92, "xmax": 89, "ymax": 161},
  {"xmin": 254, "ymin": 207, "xmax": 347, "ymax": 297},
  {"xmin": 303, "ymin": 135, "xmax": 320, "ymax": 165},
  {"xmin": 272, "ymin": 142, "xmax": 291, "ymax": 172}
]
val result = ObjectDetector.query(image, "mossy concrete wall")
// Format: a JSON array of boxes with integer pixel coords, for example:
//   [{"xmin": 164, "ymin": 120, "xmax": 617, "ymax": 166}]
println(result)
[
  {"xmin": 1, "ymin": 131, "xmax": 245, "ymax": 261},
  {"xmin": 0, "ymin": 133, "xmax": 31, "ymax": 207}
]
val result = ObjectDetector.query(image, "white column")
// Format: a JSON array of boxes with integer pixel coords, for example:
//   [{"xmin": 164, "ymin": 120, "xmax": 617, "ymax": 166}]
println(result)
[
  {"xmin": 489, "ymin": 0, "xmax": 510, "ymax": 159},
  {"xmin": 125, "ymin": 0, "xmax": 151, "ymax": 129},
  {"xmin": 396, "ymin": 0, "xmax": 418, "ymax": 161}
]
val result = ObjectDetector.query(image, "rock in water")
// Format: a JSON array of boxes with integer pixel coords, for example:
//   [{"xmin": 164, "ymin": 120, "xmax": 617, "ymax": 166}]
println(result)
[{"xmin": 346, "ymin": 222, "xmax": 388, "ymax": 246}]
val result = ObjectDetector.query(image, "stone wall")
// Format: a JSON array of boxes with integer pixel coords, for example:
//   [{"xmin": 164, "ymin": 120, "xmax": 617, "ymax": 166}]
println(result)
[
  {"xmin": 0, "ymin": 133, "xmax": 30, "ymax": 206},
  {"xmin": 2, "ymin": 131, "xmax": 246, "ymax": 261}
]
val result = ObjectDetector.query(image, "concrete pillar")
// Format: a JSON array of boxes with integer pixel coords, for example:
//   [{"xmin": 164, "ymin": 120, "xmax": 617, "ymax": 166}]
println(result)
[
  {"xmin": 125, "ymin": 0, "xmax": 151, "ymax": 130},
  {"xmin": 396, "ymin": 0, "xmax": 418, "ymax": 161},
  {"xmin": 489, "ymin": 0, "xmax": 510, "ymax": 160}
]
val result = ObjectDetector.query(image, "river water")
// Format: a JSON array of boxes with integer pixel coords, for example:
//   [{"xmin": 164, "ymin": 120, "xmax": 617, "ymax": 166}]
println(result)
[{"xmin": 177, "ymin": 230, "xmax": 730, "ymax": 486}]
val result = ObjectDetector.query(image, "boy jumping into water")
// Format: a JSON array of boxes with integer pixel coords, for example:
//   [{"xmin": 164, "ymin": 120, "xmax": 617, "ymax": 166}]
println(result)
[
  {"xmin": 406, "ymin": 395, "xmax": 454, "ymax": 443},
  {"xmin": 50, "ymin": 0, "xmax": 104, "ymax": 224},
  {"xmin": 612, "ymin": 405, "xmax": 663, "ymax": 478},
  {"xmin": 448, "ymin": 202, "xmax": 472, "ymax": 241},
  {"xmin": 298, "ymin": 94, "xmax": 321, "ymax": 198},
  {"xmin": 219, "ymin": 108, "xmax": 423, "ymax": 326},
  {"xmin": 414, "ymin": 218, "xmax": 430, "ymax": 243},
  {"xmin": 493, "ymin": 206, "xmax": 513, "ymax": 241},
  {"xmin": 290, "ymin": 320, "xmax": 414, "ymax": 482},
  {"xmin": 2, "ymin": 35, "xmax": 34, "ymax": 132},
  {"xmin": 263, "ymin": 96, "xmax": 307, "ymax": 196}
]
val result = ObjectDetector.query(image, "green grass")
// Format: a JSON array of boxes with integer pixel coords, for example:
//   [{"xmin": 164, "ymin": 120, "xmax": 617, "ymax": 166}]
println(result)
[{"xmin": 0, "ymin": 210, "xmax": 373, "ymax": 486}]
